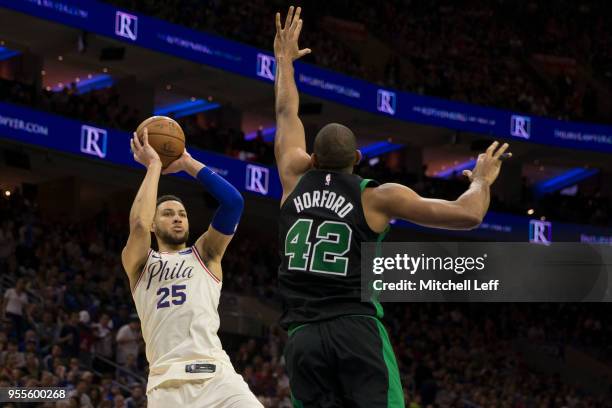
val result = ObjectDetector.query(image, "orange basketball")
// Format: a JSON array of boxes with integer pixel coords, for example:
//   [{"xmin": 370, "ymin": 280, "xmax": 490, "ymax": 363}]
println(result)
[{"xmin": 136, "ymin": 116, "xmax": 185, "ymax": 169}]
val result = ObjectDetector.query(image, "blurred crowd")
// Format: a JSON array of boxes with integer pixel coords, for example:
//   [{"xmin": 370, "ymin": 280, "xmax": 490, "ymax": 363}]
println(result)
[
  {"xmin": 106, "ymin": 0, "xmax": 611, "ymax": 123},
  {"xmin": 0, "ymin": 79, "xmax": 141, "ymax": 132},
  {"xmin": 178, "ymin": 115, "xmax": 275, "ymax": 165},
  {"xmin": 1, "ymin": 180, "xmax": 611, "ymax": 407},
  {"xmin": 1, "ymin": 78, "xmax": 274, "ymax": 166}
]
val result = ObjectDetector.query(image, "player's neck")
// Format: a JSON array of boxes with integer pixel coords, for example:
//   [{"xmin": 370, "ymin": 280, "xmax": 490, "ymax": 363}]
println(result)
[
  {"xmin": 158, "ymin": 243, "xmax": 187, "ymax": 253},
  {"xmin": 316, "ymin": 166, "xmax": 353, "ymax": 174}
]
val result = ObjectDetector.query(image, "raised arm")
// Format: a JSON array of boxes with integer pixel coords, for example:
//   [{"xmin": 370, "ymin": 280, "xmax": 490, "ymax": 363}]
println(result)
[
  {"xmin": 122, "ymin": 128, "xmax": 161, "ymax": 290},
  {"xmin": 274, "ymin": 6, "xmax": 313, "ymax": 202},
  {"xmin": 365, "ymin": 142, "xmax": 511, "ymax": 231},
  {"xmin": 162, "ymin": 152, "xmax": 244, "ymax": 280}
]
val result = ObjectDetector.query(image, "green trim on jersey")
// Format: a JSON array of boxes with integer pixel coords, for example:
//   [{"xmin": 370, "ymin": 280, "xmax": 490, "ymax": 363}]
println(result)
[
  {"xmin": 360, "ymin": 178, "xmax": 390, "ymax": 319},
  {"xmin": 288, "ymin": 323, "xmax": 309, "ymax": 338},
  {"xmin": 291, "ymin": 393, "xmax": 305, "ymax": 408},
  {"xmin": 376, "ymin": 319, "xmax": 405, "ymax": 408},
  {"xmin": 359, "ymin": 178, "xmax": 372, "ymax": 193},
  {"xmin": 372, "ymin": 226, "xmax": 390, "ymax": 318}
]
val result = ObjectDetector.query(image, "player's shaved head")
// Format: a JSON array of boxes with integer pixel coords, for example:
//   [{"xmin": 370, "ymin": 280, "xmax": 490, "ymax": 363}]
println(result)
[
  {"xmin": 313, "ymin": 123, "xmax": 358, "ymax": 171},
  {"xmin": 156, "ymin": 194, "xmax": 183, "ymax": 208}
]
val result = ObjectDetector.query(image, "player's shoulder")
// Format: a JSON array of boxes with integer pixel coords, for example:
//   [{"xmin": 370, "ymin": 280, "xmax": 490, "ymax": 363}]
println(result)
[{"xmin": 362, "ymin": 182, "xmax": 412, "ymax": 209}]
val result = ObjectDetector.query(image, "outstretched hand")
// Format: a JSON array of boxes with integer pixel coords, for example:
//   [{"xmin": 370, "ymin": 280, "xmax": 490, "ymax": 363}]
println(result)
[
  {"xmin": 274, "ymin": 6, "xmax": 311, "ymax": 61},
  {"xmin": 463, "ymin": 141, "xmax": 512, "ymax": 186}
]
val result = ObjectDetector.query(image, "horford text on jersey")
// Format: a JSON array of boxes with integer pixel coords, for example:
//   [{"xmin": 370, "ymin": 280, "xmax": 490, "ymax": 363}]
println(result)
[{"xmin": 292, "ymin": 190, "xmax": 354, "ymax": 218}]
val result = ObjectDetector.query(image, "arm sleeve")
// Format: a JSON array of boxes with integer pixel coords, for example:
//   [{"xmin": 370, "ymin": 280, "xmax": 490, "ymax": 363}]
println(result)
[{"xmin": 196, "ymin": 166, "xmax": 244, "ymax": 235}]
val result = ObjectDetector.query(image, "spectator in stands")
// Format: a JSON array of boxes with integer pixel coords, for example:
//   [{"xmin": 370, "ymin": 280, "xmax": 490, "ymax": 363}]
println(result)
[
  {"xmin": 124, "ymin": 384, "xmax": 146, "ymax": 408},
  {"xmin": 57, "ymin": 312, "xmax": 81, "ymax": 358},
  {"xmin": 2, "ymin": 278, "xmax": 28, "ymax": 341},
  {"xmin": 70, "ymin": 379, "xmax": 94, "ymax": 408},
  {"xmin": 92, "ymin": 313, "xmax": 114, "ymax": 359},
  {"xmin": 115, "ymin": 318, "xmax": 140, "ymax": 365},
  {"xmin": 30, "ymin": 311, "xmax": 59, "ymax": 355}
]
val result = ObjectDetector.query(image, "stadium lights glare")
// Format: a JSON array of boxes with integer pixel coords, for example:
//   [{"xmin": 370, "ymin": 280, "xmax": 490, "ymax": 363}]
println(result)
[
  {"xmin": 434, "ymin": 159, "xmax": 477, "ymax": 179},
  {"xmin": 527, "ymin": 209, "xmax": 535, "ymax": 215},
  {"xmin": 4, "ymin": 191, "xmax": 10, "ymax": 197}
]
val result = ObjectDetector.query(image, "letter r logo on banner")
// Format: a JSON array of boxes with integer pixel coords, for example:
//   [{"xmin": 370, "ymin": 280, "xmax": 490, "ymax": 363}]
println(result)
[
  {"xmin": 256, "ymin": 54, "xmax": 276, "ymax": 81},
  {"xmin": 529, "ymin": 220, "xmax": 552, "ymax": 245},
  {"xmin": 377, "ymin": 89, "xmax": 396, "ymax": 115},
  {"xmin": 115, "ymin": 11, "xmax": 138, "ymax": 41},
  {"xmin": 81, "ymin": 125, "xmax": 108, "ymax": 159},
  {"xmin": 510, "ymin": 115, "xmax": 531, "ymax": 139},
  {"xmin": 245, "ymin": 164, "xmax": 270, "ymax": 195}
]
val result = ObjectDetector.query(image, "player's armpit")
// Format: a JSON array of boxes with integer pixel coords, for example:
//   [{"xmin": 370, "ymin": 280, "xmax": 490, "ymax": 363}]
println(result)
[
  {"xmin": 370, "ymin": 183, "xmax": 483, "ymax": 230},
  {"xmin": 193, "ymin": 226, "xmax": 233, "ymax": 278},
  {"xmin": 275, "ymin": 113, "xmax": 312, "ymax": 192},
  {"xmin": 121, "ymin": 222, "xmax": 151, "ymax": 289},
  {"xmin": 277, "ymin": 147, "xmax": 312, "ymax": 197}
]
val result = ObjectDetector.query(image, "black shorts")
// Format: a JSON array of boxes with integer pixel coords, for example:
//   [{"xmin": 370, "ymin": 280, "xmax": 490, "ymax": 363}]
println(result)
[{"xmin": 284, "ymin": 315, "xmax": 405, "ymax": 408}]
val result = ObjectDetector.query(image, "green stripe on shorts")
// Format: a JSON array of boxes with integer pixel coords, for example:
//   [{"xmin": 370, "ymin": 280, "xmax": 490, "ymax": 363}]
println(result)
[
  {"xmin": 291, "ymin": 393, "xmax": 304, "ymax": 408},
  {"xmin": 376, "ymin": 320, "xmax": 405, "ymax": 408}
]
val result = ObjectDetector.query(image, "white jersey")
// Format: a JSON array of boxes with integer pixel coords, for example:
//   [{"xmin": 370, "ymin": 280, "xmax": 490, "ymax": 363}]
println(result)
[{"xmin": 132, "ymin": 246, "xmax": 231, "ymax": 393}]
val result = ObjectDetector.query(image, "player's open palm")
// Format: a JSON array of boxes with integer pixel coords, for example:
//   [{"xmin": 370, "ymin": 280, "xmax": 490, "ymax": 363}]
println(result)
[
  {"xmin": 274, "ymin": 6, "xmax": 311, "ymax": 61},
  {"xmin": 463, "ymin": 141, "xmax": 512, "ymax": 185},
  {"xmin": 131, "ymin": 127, "xmax": 161, "ymax": 168}
]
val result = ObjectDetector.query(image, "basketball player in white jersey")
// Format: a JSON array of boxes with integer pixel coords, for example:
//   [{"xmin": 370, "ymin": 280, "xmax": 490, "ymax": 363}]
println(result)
[{"xmin": 122, "ymin": 128, "xmax": 263, "ymax": 407}]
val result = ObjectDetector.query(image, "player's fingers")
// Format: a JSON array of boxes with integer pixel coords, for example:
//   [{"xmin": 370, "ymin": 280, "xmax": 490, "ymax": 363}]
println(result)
[
  {"xmin": 284, "ymin": 6, "xmax": 294, "ymax": 31},
  {"xmin": 143, "ymin": 127, "xmax": 149, "ymax": 146},
  {"xmin": 486, "ymin": 141, "xmax": 499, "ymax": 156},
  {"xmin": 294, "ymin": 19, "xmax": 304, "ymax": 39},
  {"xmin": 132, "ymin": 132, "xmax": 142, "ymax": 150},
  {"xmin": 290, "ymin": 7, "xmax": 302, "ymax": 32},
  {"xmin": 462, "ymin": 170, "xmax": 473, "ymax": 180},
  {"xmin": 493, "ymin": 143, "xmax": 509, "ymax": 159},
  {"xmin": 275, "ymin": 12, "xmax": 282, "ymax": 33},
  {"xmin": 298, "ymin": 48, "xmax": 311, "ymax": 58}
]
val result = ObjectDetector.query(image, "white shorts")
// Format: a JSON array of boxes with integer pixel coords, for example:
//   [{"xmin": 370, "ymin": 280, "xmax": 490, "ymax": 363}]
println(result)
[{"xmin": 147, "ymin": 363, "xmax": 263, "ymax": 408}]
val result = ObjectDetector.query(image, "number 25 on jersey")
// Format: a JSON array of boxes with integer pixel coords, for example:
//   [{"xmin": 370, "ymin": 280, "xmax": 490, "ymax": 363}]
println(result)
[{"xmin": 156, "ymin": 284, "xmax": 187, "ymax": 309}]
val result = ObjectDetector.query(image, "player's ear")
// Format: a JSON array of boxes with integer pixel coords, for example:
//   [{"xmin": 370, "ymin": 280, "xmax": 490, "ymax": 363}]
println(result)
[{"xmin": 355, "ymin": 150, "xmax": 362, "ymax": 165}]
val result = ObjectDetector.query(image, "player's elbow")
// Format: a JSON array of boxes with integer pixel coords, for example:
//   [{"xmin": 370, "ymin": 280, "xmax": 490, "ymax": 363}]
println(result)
[
  {"xmin": 456, "ymin": 211, "xmax": 483, "ymax": 230},
  {"xmin": 129, "ymin": 217, "xmax": 150, "ymax": 233},
  {"xmin": 275, "ymin": 104, "xmax": 297, "ymax": 119},
  {"xmin": 228, "ymin": 190, "xmax": 244, "ymax": 214}
]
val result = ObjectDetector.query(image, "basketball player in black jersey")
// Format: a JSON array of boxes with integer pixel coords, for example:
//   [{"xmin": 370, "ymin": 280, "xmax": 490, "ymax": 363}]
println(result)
[{"xmin": 274, "ymin": 7, "xmax": 511, "ymax": 408}]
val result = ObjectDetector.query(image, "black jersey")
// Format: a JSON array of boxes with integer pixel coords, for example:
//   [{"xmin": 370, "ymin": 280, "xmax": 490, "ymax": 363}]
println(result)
[{"xmin": 278, "ymin": 169, "xmax": 388, "ymax": 329}]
